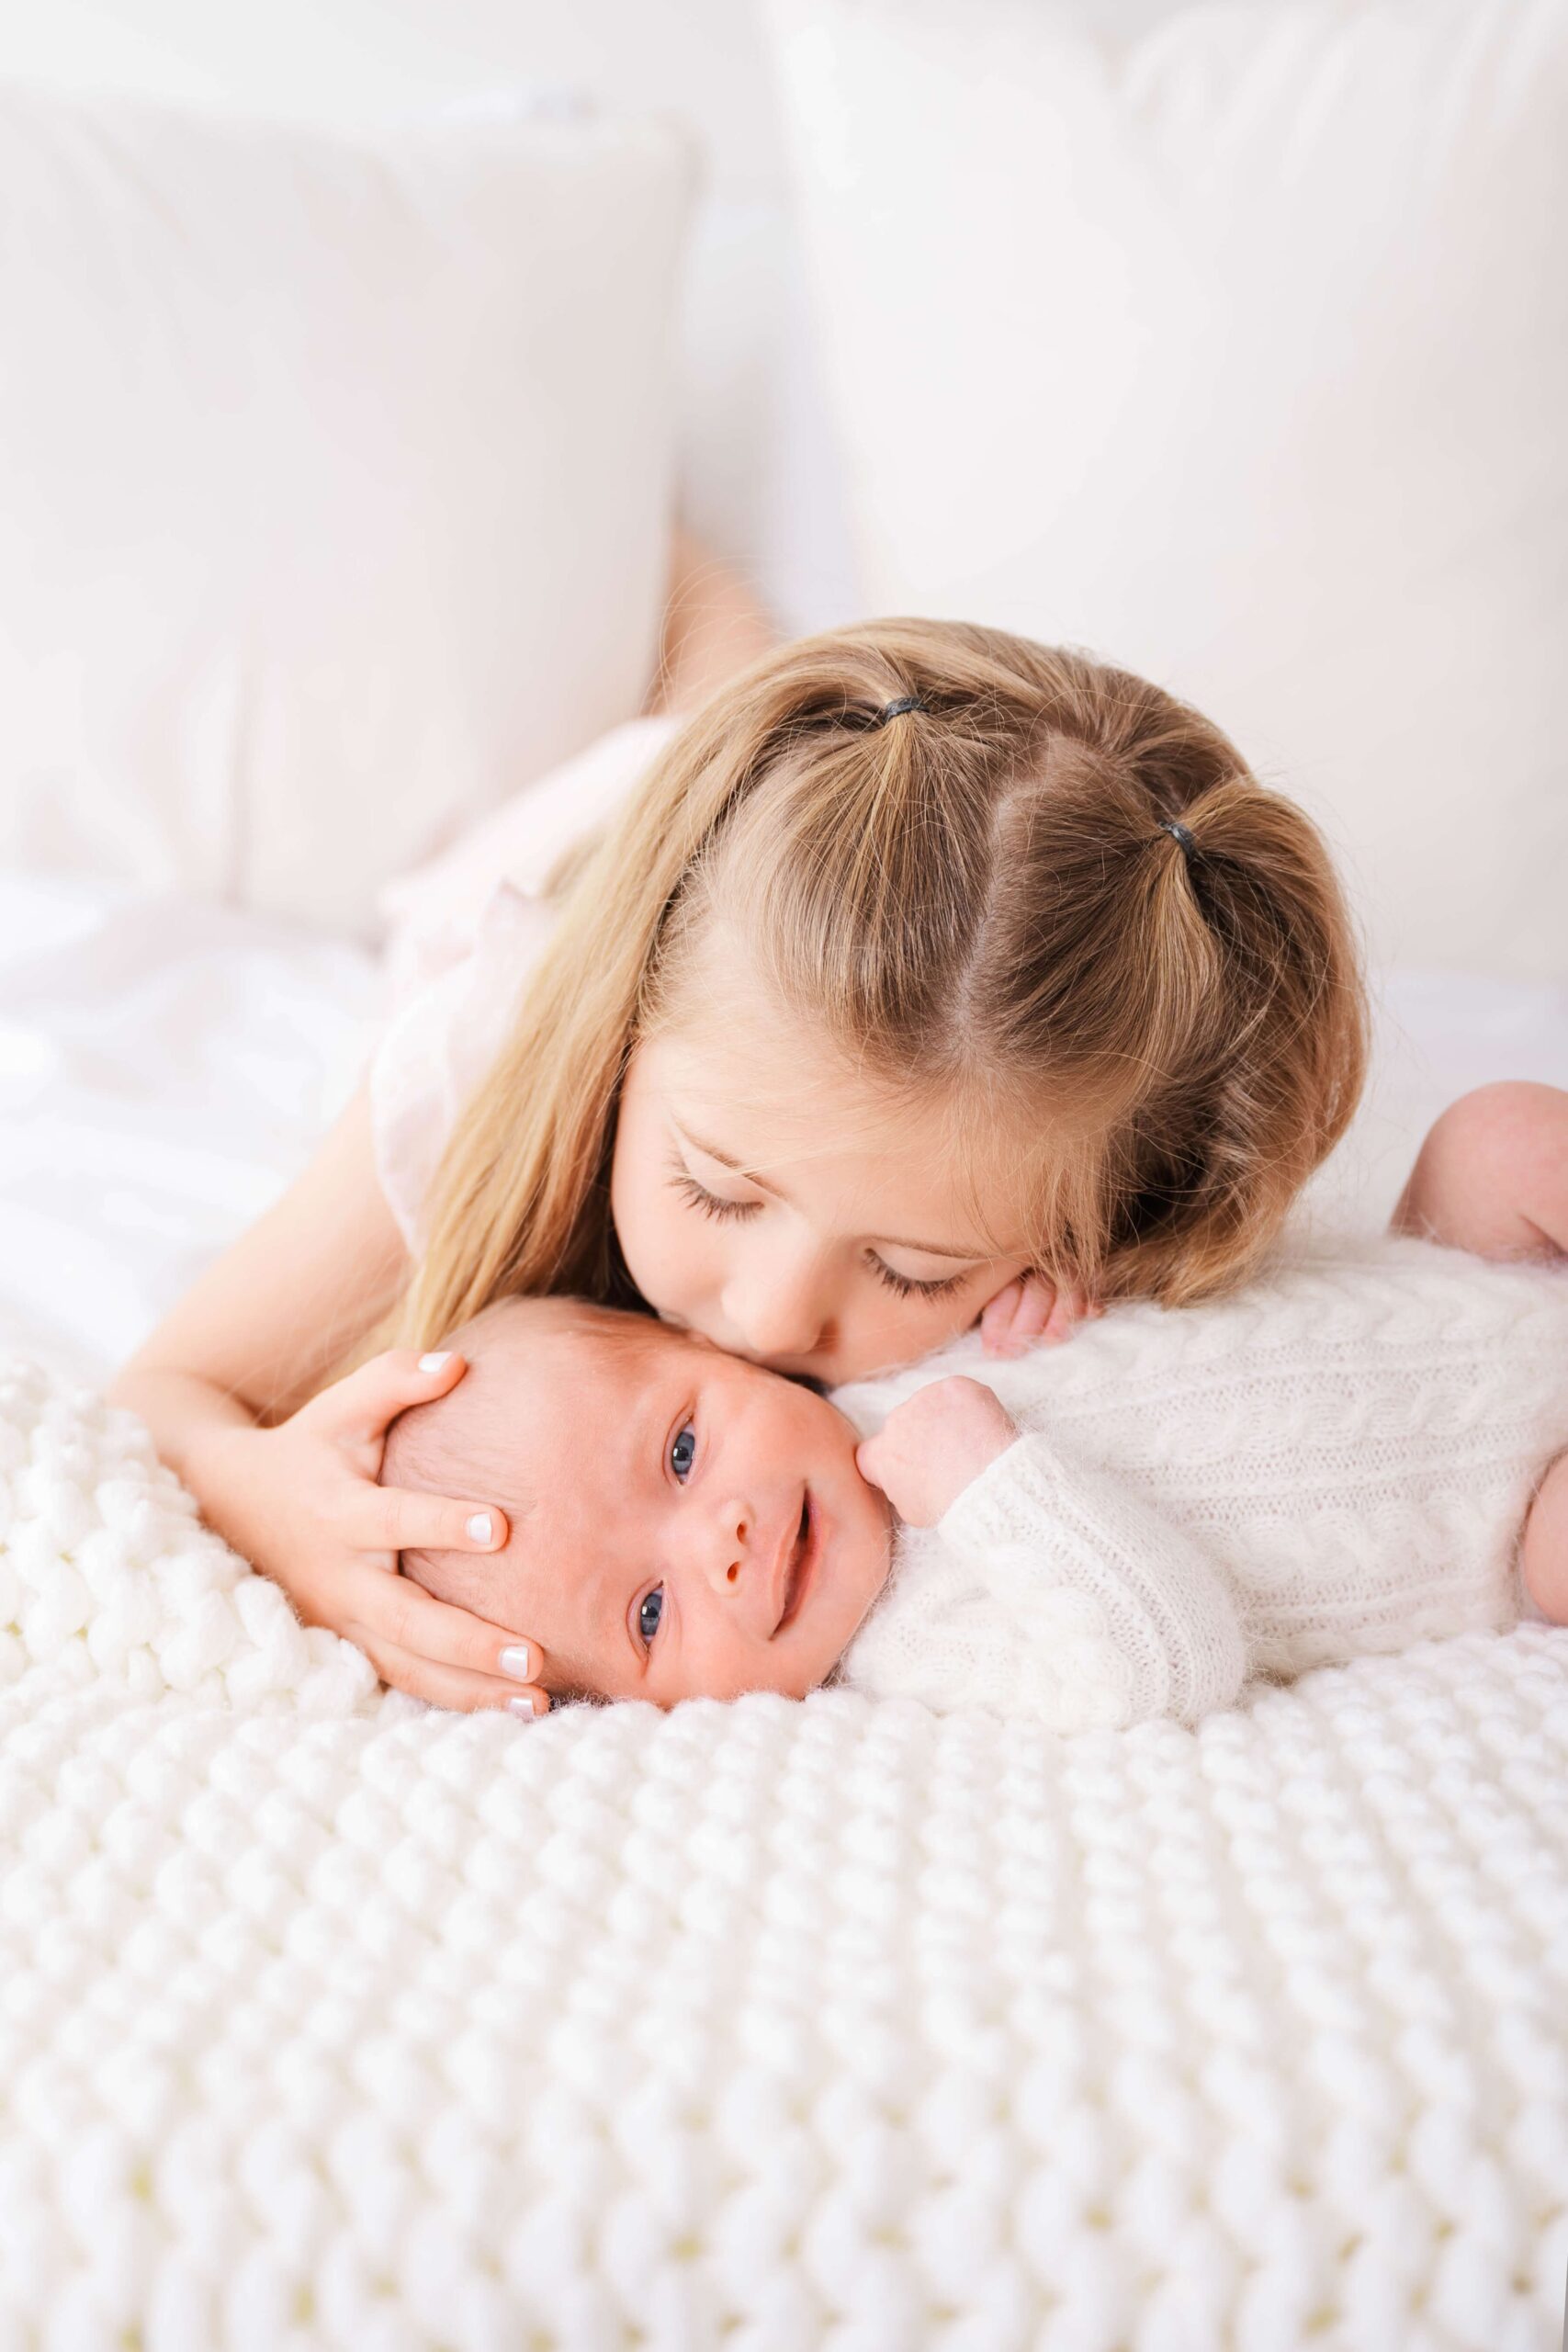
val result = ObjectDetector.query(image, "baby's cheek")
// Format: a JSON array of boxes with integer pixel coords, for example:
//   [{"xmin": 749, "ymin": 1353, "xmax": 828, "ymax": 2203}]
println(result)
[
  {"xmin": 652, "ymin": 1624, "xmax": 807, "ymax": 1708},
  {"xmin": 742, "ymin": 1647, "xmax": 829, "ymax": 1703}
]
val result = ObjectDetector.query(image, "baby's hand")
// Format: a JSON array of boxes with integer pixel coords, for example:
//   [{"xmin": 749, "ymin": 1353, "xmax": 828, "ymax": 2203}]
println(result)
[
  {"xmin": 979, "ymin": 1271, "xmax": 1100, "ymax": 1356},
  {"xmin": 855, "ymin": 1376, "xmax": 1019, "ymax": 1526}
]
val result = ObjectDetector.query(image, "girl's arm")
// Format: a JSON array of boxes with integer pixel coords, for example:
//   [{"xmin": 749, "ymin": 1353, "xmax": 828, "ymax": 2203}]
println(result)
[
  {"xmin": 109, "ymin": 1085, "xmax": 551, "ymax": 1717},
  {"xmin": 648, "ymin": 526, "xmax": 776, "ymax": 717}
]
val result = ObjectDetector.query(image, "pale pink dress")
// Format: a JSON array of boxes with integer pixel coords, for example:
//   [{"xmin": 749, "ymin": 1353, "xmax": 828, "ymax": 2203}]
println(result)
[{"xmin": 369, "ymin": 718, "xmax": 676, "ymax": 1251}]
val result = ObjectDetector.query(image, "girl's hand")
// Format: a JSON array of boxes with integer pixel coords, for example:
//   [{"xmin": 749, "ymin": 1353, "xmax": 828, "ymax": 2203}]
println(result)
[
  {"xmin": 856, "ymin": 1376, "xmax": 1019, "ymax": 1526},
  {"xmin": 979, "ymin": 1272, "xmax": 1100, "ymax": 1356},
  {"xmin": 193, "ymin": 1351, "xmax": 551, "ymax": 1718}
]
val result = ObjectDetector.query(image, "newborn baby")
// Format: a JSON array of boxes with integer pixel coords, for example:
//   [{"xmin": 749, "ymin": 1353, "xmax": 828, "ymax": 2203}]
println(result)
[{"xmin": 383, "ymin": 1240, "xmax": 1568, "ymax": 1729}]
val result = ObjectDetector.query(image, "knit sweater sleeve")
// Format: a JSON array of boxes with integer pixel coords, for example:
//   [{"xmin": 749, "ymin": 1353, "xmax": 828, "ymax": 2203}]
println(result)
[{"xmin": 932, "ymin": 1434, "xmax": 1250, "ymax": 1730}]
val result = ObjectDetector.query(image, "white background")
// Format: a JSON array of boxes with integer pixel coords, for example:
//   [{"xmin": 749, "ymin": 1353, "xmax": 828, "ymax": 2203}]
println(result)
[{"xmin": 0, "ymin": 0, "xmax": 1175, "ymax": 198}]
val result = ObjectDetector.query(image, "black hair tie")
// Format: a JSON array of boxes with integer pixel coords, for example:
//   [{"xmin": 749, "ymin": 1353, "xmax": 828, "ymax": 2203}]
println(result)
[
  {"xmin": 874, "ymin": 695, "xmax": 925, "ymax": 725},
  {"xmin": 1157, "ymin": 819, "xmax": 1196, "ymax": 854}
]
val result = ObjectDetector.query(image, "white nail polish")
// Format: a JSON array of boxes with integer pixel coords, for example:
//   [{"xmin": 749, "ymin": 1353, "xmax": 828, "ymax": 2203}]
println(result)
[
  {"xmin": 419, "ymin": 1351, "xmax": 452, "ymax": 1373},
  {"xmin": 508, "ymin": 1693, "xmax": 545, "ymax": 1719},
  {"xmin": 499, "ymin": 1645, "xmax": 534, "ymax": 1680},
  {"xmin": 467, "ymin": 1511, "xmax": 493, "ymax": 1544}
]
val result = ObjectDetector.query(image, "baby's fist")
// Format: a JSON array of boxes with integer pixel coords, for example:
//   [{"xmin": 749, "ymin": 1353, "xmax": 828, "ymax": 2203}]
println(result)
[{"xmin": 855, "ymin": 1377, "xmax": 1019, "ymax": 1525}]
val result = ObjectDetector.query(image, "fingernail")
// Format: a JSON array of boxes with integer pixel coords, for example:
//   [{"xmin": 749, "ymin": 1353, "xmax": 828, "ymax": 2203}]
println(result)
[
  {"xmin": 508, "ymin": 1693, "xmax": 545, "ymax": 1719},
  {"xmin": 419, "ymin": 1351, "xmax": 453, "ymax": 1373},
  {"xmin": 499, "ymin": 1644, "xmax": 535, "ymax": 1680},
  {"xmin": 466, "ymin": 1510, "xmax": 494, "ymax": 1544}
]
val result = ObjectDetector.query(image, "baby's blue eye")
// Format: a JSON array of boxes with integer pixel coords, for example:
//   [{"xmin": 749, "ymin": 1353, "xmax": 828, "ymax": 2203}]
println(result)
[
  {"xmin": 671, "ymin": 1423, "xmax": 696, "ymax": 1481},
  {"xmin": 638, "ymin": 1586, "xmax": 665, "ymax": 1645}
]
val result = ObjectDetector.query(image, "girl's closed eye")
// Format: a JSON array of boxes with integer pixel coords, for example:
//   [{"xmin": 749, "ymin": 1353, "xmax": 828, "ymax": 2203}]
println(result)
[
  {"xmin": 866, "ymin": 1254, "xmax": 975, "ymax": 1303},
  {"xmin": 667, "ymin": 1158, "xmax": 760, "ymax": 1225}
]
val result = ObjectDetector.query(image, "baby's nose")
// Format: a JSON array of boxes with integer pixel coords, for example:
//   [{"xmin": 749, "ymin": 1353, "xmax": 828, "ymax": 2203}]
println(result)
[{"xmin": 699, "ymin": 1501, "xmax": 753, "ymax": 1598}]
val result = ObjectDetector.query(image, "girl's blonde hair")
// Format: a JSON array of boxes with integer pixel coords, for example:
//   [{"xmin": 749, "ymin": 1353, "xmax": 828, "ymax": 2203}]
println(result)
[{"xmin": 405, "ymin": 617, "xmax": 1365, "ymax": 1344}]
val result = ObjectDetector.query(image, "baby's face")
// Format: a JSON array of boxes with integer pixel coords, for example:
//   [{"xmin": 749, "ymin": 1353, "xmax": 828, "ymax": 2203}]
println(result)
[{"xmin": 469, "ymin": 1314, "xmax": 894, "ymax": 1704}]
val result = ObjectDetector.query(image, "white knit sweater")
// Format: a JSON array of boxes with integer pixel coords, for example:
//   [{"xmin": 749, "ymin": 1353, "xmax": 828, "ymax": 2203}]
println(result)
[{"xmin": 833, "ymin": 1236, "xmax": 1568, "ymax": 1730}]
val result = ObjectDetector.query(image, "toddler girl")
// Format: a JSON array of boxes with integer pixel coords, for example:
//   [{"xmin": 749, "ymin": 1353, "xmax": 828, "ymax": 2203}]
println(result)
[
  {"xmin": 383, "ymin": 1086, "xmax": 1568, "ymax": 1724},
  {"xmin": 112, "ymin": 620, "xmax": 1366, "ymax": 1717}
]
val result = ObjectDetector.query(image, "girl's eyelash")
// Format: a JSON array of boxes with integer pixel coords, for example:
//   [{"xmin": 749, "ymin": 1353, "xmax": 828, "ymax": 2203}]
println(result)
[
  {"xmin": 667, "ymin": 1152, "xmax": 970, "ymax": 1299},
  {"xmin": 667, "ymin": 1163, "xmax": 761, "ymax": 1224},
  {"xmin": 867, "ymin": 1255, "xmax": 973, "ymax": 1302}
]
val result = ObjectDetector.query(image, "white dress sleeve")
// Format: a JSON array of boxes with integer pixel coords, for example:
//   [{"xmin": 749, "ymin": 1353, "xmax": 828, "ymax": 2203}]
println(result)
[
  {"xmin": 931, "ymin": 1435, "xmax": 1249, "ymax": 1729},
  {"xmin": 378, "ymin": 716, "xmax": 678, "ymax": 1002},
  {"xmin": 368, "ymin": 716, "xmax": 677, "ymax": 1252},
  {"xmin": 368, "ymin": 884, "xmax": 552, "ymax": 1252}
]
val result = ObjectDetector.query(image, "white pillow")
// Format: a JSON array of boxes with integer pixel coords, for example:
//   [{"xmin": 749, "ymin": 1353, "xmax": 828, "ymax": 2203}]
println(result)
[
  {"xmin": 0, "ymin": 85, "xmax": 694, "ymax": 932},
  {"xmin": 763, "ymin": 0, "xmax": 1568, "ymax": 980}
]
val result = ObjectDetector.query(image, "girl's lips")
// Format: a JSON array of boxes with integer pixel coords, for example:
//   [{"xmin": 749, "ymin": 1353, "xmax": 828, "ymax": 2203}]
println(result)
[{"xmin": 773, "ymin": 1491, "xmax": 819, "ymax": 1637}]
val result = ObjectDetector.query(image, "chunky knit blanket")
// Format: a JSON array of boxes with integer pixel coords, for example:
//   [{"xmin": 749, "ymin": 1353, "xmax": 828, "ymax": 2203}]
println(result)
[{"xmin": 4, "ymin": 1358, "xmax": 1567, "ymax": 2351}]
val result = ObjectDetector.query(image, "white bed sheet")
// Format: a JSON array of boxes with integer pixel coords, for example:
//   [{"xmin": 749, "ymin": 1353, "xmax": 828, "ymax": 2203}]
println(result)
[
  {"xmin": 2, "ymin": 867, "xmax": 1565, "ymax": 1385},
  {"xmin": 0, "ymin": 874, "xmax": 381, "ymax": 1379}
]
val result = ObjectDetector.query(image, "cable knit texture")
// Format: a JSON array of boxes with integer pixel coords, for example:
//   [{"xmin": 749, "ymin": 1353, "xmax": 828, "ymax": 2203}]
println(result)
[
  {"xmin": 886, "ymin": 1438, "xmax": 1252, "ymax": 1730},
  {"xmin": 837, "ymin": 1238, "xmax": 1568, "ymax": 1725},
  {"xmin": 6, "ymin": 1346, "xmax": 1568, "ymax": 2347}
]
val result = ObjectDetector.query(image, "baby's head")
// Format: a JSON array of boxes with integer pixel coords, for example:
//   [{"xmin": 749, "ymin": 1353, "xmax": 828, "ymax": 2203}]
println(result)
[{"xmin": 382, "ymin": 1297, "xmax": 894, "ymax": 1705}]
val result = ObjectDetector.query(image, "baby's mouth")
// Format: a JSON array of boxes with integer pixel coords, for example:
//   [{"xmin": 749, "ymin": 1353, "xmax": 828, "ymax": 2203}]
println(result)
[{"xmin": 773, "ymin": 1491, "xmax": 818, "ymax": 1637}]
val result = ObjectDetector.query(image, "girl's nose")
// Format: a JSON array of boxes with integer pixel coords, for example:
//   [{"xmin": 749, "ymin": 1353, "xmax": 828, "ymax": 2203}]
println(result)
[{"xmin": 724, "ymin": 1263, "xmax": 830, "ymax": 1363}]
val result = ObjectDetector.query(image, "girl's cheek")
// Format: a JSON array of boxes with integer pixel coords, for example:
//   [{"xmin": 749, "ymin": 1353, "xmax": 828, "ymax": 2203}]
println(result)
[
  {"xmin": 611, "ymin": 1129, "xmax": 687, "ymax": 1306},
  {"xmin": 637, "ymin": 1188, "xmax": 724, "ymax": 1329}
]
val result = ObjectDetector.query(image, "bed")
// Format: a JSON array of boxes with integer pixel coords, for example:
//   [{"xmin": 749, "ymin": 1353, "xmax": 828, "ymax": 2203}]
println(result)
[
  {"xmin": 6, "ymin": 1325, "xmax": 1568, "ymax": 2351},
  {"xmin": 4, "ymin": 3, "xmax": 1568, "ymax": 2346}
]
